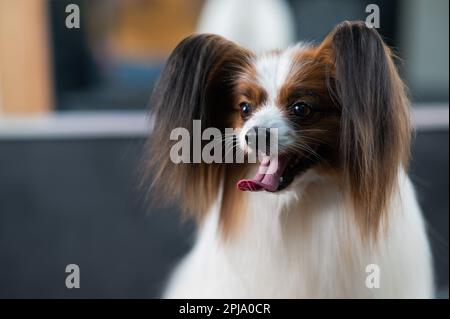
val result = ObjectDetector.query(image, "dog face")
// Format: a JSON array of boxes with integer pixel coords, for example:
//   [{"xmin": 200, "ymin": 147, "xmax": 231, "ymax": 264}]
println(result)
[
  {"xmin": 232, "ymin": 45, "xmax": 341, "ymax": 192},
  {"xmin": 146, "ymin": 21, "xmax": 411, "ymax": 238}
]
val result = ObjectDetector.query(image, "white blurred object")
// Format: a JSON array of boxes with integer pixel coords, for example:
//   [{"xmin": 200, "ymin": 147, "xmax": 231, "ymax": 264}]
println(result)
[
  {"xmin": 196, "ymin": 0, "xmax": 295, "ymax": 53},
  {"xmin": 0, "ymin": 104, "xmax": 446, "ymax": 139}
]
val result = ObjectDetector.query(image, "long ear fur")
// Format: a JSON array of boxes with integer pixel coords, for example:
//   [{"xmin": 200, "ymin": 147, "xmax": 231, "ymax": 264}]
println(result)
[
  {"xmin": 143, "ymin": 34, "xmax": 253, "ymax": 220},
  {"xmin": 321, "ymin": 21, "xmax": 411, "ymax": 238}
]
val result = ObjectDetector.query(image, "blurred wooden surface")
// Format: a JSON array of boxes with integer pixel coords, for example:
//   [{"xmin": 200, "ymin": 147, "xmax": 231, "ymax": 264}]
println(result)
[
  {"xmin": 103, "ymin": 0, "xmax": 204, "ymax": 60},
  {"xmin": 0, "ymin": 0, "xmax": 53, "ymax": 114}
]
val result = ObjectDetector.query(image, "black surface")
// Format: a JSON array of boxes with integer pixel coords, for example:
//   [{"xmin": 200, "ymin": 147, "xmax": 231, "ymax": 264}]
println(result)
[
  {"xmin": 289, "ymin": 0, "xmax": 399, "ymax": 47},
  {"xmin": 410, "ymin": 130, "xmax": 449, "ymax": 294},
  {"xmin": 0, "ymin": 138, "xmax": 194, "ymax": 298},
  {"xmin": 0, "ymin": 131, "xmax": 448, "ymax": 298},
  {"xmin": 48, "ymin": 0, "xmax": 99, "ymax": 105}
]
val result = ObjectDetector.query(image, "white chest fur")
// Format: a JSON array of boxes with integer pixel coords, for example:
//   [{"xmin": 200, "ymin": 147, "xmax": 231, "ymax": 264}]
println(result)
[{"xmin": 163, "ymin": 170, "xmax": 434, "ymax": 298}]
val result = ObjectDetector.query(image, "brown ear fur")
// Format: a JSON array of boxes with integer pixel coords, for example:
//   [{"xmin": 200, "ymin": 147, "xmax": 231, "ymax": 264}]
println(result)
[
  {"xmin": 319, "ymin": 21, "xmax": 411, "ymax": 239},
  {"xmin": 143, "ymin": 34, "xmax": 253, "ymax": 221}
]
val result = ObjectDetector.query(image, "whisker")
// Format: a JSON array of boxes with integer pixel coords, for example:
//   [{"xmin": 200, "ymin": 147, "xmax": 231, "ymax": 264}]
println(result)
[{"xmin": 286, "ymin": 142, "xmax": 324, "ymax": 162}]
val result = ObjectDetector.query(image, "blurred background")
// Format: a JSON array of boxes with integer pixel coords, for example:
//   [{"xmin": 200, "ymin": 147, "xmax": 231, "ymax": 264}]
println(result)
[{"xmin": 0, "ymin": 0, "xmax": 448, "ymax": 298}]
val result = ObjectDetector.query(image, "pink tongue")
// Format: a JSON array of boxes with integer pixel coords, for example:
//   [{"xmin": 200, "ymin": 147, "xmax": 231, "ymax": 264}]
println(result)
[{"xmin": 237, "ymin": 156, "xmax": 288, "ymax": 192}]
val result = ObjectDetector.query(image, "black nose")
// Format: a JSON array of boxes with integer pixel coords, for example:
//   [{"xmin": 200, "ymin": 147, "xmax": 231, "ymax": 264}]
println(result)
[{"xmin": 245, "ymin": 127, "xmax": 271, "ymax": 153}]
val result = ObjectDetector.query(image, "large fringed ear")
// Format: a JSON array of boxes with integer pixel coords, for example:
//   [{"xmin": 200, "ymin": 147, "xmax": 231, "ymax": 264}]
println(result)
[
  {"xmin": 320, "ymin": 21, "xmax": 411, "ymax": 239},
  {"xmin": 143, "ymin": 34, "xmax": 253, "ymax": 220}
]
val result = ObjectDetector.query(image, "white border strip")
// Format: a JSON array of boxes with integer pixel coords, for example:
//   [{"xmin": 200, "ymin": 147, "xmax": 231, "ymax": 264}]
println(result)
[
  {"xmin": 0, "ymin": 111, "xmax": 152, "ymax": 139},
  {"xmin": 411, "ymin": 104, "xmax": 449, "ymax": 130},
  {"xmin": 0, "ymin": 104, "xmax": 447, "ymax": 140}
]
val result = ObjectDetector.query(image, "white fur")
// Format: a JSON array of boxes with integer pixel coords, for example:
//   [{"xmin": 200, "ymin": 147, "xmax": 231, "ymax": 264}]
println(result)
[
  {"xmin": 254, "ymin": 49, "xmax": 297, "ymax": 100},
  {"xmin": 163, "ymin": 169, "xmax": 434, "ymax": 298},
  {"xmin": 239, "ymin": 105, "xmax": 293, "ymax": 155}
]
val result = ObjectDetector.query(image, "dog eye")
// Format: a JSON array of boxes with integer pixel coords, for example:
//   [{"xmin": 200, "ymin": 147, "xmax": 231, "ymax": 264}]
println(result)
[
  {"xmin": 240, "ymin": 102, "xmax": 252, "ymax": 119},
  {"xmin": 291, "ymin": 102, "xmax": 313, "ymax": 119}
]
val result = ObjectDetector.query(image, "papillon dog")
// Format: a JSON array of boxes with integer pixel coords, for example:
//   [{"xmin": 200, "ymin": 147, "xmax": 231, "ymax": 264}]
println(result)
[{"xmin": 145, "ymin": 21, "xmax": 433, "ymax": 298}]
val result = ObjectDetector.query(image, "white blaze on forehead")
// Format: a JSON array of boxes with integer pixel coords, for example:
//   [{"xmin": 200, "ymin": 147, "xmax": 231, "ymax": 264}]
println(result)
[{"xmin": 254, "ymin": 43, "xmax": 308, "ymax": 104}]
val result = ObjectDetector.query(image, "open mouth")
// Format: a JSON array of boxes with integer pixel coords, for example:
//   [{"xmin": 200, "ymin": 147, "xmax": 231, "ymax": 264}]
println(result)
[{"xmin": 236, "ymin": 154, "xmax": 309, "ymax": 192}]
